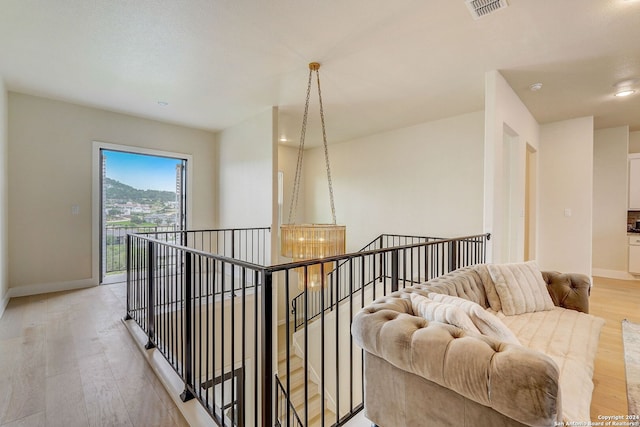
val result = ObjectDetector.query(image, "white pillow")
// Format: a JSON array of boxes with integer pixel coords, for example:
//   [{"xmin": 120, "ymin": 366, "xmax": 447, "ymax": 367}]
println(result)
[
  {"xmin": 487, "ymin": 261, "xmax": 554, "ymax": 316},
  {"xmin": 474, "ymin": 264, "xmax": 502, "ymax": 312},
  {"xmin": 427, "ymin": 293, "xmax": 521, "ymax": 346},
  {"xmin": 409, "ymin": 293, "xmax": 480, "ymax": 334}
]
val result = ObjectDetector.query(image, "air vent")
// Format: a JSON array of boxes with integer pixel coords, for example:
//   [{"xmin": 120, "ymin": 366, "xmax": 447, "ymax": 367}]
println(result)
[{"xmin": 465, "ymin": 0, "xmax": 509, "ymax": 19}]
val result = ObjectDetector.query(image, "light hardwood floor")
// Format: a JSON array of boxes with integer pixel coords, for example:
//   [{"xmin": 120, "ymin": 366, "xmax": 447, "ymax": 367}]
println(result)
[
  {"xmin": 0, "ymin": 283, "xmax": 188, "ymax": 427},
  {"xmin": 0, "ymin": 275, "xmax": 637, "ymax": 426},
  {"xmin": 590, "ymin": 276, "xmax": 640, "ymax": 419}
]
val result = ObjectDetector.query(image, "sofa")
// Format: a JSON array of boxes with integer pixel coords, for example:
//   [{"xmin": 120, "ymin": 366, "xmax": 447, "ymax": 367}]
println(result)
[{"xmin": 351, "ymin": 262, "xmax": 605, "ymax": 427}]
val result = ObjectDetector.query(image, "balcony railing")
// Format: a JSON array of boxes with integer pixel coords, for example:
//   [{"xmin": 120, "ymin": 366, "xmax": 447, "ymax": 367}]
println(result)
[
  {"xmin": 104, "ymin": 225, "xmax": 179, "ymax": 275},
  {"xmin": 125, "ymin": 228, "xmax": 489, "ymax": 426}
]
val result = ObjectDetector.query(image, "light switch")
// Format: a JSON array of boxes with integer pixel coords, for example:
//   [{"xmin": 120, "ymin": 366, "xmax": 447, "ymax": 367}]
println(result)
[
  {"xmin": 564, "ymin": 208, "xmax": 572, "ymax": 217},
  {"xmin": 72, "ymin": 205, "xmax": 80, "ymax": 215}
]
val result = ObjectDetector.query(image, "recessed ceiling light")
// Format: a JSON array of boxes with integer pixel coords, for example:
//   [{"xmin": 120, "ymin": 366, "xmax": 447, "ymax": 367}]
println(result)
[
  {"xmin": 613, "ymin": 79, "xmax": 637, "ymax": 97},
  {"xmin": 529, "ymin": 82, "xmax": 543, "ymax": 91},
  {"xmin": 615, "ymin": 89, "xmax": 636, "ymax": 97},
  {"xmin": 157, "ymin": 101, "xmax": 169, "ymax": 106},
  {"xmin": 279, "ymin": 136, "xmax": 287, "ymax": 142}
]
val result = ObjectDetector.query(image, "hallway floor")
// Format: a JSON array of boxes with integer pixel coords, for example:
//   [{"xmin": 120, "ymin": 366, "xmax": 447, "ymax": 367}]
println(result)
[
  {"xmin": 0, "ymin": 283, "xmax": 188, "ymax": 427},
  {"xmin": 3, "ymin": 274, "xmax": 635, "ymax": 426}
]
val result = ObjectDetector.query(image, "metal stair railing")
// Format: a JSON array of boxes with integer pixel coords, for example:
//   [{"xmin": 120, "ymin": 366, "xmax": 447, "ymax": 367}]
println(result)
[
  {"xmin": 126, "ymin": 228, "xmax": 490, "ymax": 427},
  {"xmin": 290, "ymin": 234, "xmax": 443, "ymax": 332}
]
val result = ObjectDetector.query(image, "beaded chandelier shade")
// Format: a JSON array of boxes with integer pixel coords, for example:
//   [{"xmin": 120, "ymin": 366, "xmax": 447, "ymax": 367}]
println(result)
[{"xmin": 281, "ymin": 62, "xmax": 346, "ymax": 291}]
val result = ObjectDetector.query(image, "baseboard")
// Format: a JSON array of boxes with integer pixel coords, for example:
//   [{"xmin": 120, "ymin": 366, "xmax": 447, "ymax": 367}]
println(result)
[
  {"xmin": 0, "ymin": 288, "xmax": 10, "ymax": 319},
  {"xmin": 8, "ymin": 277, "xmax": 98, "ymax": 299},
  {"xmin": 278, "ymin": 316, "xmax": 296, "ymax": 326},
  {"xmin": 592, "ymin": 268, "xmax": 637, "ymax": 281}
]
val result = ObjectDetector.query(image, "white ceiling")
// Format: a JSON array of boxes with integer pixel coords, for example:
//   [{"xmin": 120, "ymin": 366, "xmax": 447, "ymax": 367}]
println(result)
[{"xmin": 1, "ymin": 0, "xmax": 639, "ymax": 146}]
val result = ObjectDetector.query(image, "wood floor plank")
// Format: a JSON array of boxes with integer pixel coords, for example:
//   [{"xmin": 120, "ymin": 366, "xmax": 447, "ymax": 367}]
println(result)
[
  {"xmin": 0, "ymin": 299, "xmax": 26, "ymax": 340},
  {"xmin": 0, "ymin": 326, "xmax": 46, "ymax": 425},
  {"xmin": 0, "ymin": 412, "xmax": 45, "ymax": 427},
  {"xmin": 115, "ymin": 372, "xmax": 185, "ymax": 427},
  {"xmin": 78, "ymin": 353, "xmax": 133, "ymax": 427},
  {"xmin": 45, "ymin": 335, "xmax": 79, "ymax": 377},
  {"xmin": 45, "ymin": 369, "xmax": 90, "ymax": 427}
]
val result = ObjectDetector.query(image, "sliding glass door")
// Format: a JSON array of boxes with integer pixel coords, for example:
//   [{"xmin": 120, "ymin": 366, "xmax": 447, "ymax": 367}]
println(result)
[{"xmin": 99, "ymin": 148, "xmax": 187, "ymax": 284}]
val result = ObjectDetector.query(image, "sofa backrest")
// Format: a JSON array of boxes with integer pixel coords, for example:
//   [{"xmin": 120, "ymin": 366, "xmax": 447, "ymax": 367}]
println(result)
[
  {"xmin": 411, "ymin": 264, "xmax": 591, "ymax": 314},
  {"xmin": 411, "ymin": 265, "xmax": 490, "ymax": 308}
]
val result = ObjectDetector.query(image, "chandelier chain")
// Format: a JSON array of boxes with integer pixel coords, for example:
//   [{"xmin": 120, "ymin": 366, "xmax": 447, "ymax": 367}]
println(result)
[
  {"xmin": 287, "ymin": 68, "xmax": 313, "ymax": 224},
  {"xmin": 315, "ymin": 70, "xmax": 337, "ymax": 225},
  {"xmin": 287, "ymin": 63, "xmax": 338, "ymax": 225}
]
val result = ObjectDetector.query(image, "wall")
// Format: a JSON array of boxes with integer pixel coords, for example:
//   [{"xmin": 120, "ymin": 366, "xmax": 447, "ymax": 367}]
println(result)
[
  {"xmin": 8, "ymin": 92, "xmax": 216, "ymax": 296},
  {"xmin": 216, "ymin": 107, "xmax": 280, "ymax": 338},
  {"xmin": 592, "ymin": 126, "xmax": 629, "ymax": 278},
  {"xmin": 277, "ymin": 144, "xmax": 305, "ymax": 323},
  {"xmin": 216, "ymin": 107, "xmax": 276, "ymax": 230},
  {"xmin": 278, "ymin": 144, "xmax": 305, "ymax": 227},
  {"xmin": 484, "ymin": 70, "xmax": 540, "ymax": 263},
  {"xmin": 302, "ymin": 111, "xmax": 485, "ymax": 250},
  {"xmin": 0, "ymin": 78, "xmax": 7, "ymax": 316},
  {"xmin": 630, "ymin": 131, "xmax": 640, "ymax": 154},
  {"xmin": 538, "ymin": 117, "xmax": 594, "ymax": 276}
]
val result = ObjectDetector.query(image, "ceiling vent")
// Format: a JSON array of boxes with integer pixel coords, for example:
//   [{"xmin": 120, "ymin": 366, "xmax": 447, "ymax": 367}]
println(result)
[{"xmin": 465, "ymin": 0, "xmax": 509, "ymax": 19}]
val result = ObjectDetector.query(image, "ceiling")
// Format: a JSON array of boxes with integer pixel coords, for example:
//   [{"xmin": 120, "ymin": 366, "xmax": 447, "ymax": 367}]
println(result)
[{"xmin": 1, "ymin": 0, "xmax": 639, "ymax": 146}]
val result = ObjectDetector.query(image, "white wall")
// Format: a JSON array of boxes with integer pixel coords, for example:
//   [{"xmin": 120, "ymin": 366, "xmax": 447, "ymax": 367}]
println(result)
[
  {"xmin": 629, "ymin": 131, "xmax": 640, "ymax": 154},
  {"xmin": 278, "ymin": 144, "xmax": 306, "ymax": 227},
  {"xmin": 277, "ymin": 144, "xmax": 305, "ymax": 323},
  {"xmin": 538, "ymin": 117, "xmax": 594, "ymax": 276},
  {"xmin": 592, "ymin": 126, "xmax": 629, "ymax": 277},
  {"xmin": 216, "ymin": 107, "xmax": 280, "ymax": 346},
  {"xmin": 216, "ymin": 107, "xmax": 276, "ymax": 230},
  {"xmin": 0, "ymin": 78, "xmax": 8, "ymax": 316},
  {"xmin": 302, "ymin": 111, "xmax": 485, "ymax": 250},
  {"xmin": 8, "ymin": 92, "xmax": 216, "ymax": 296},
  {"xmin": 484, "ymin": 70, "xmax": 540, "ymax": 263}
]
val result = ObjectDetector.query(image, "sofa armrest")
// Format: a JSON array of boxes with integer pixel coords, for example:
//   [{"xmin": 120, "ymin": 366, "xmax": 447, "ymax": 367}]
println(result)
[
  {"xmin": 541, "ymin": 271, "xmax": 590, "ymax": 314},
  {"xmin": 352, "ymin": 298, "xmax": 562, "ymax": 427}
]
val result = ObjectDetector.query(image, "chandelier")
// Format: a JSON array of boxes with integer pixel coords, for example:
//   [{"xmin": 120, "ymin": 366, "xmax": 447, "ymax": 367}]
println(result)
[{"xmin": 281, "ymin": 62, "xmax": 346, "ymax": 291}]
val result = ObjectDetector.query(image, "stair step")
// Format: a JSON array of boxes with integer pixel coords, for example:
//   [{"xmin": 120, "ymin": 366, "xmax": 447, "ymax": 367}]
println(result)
[
  {"xmin": 277, "ymin": 351, "xmax": 336, "ymax": 427},
  {"xmin": 308, "ymin": 409, "xmax": 339, "ymax": 427},
  {"xmin": 278, "ymin": 353, "xmax": 303, "ymax": 371}
]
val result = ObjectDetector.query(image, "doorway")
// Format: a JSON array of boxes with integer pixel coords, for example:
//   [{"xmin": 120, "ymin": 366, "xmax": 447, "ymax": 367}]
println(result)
[
  {"xmin": 99, "ymin": 148, "xmax": 187, "ymax": 284},
  {"xmin": 524, "ymin": 144, "xmax": 537, "ymax": 261},
  {"xmin": 501, "ymin": 127, "xmax": 537, "ymax": 263}
]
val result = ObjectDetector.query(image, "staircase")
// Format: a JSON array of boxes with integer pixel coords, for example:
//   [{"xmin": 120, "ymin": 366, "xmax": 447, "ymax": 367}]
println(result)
[{"xmin": 278, "ymin": 351, "xmax": 336, "ymax": 427}]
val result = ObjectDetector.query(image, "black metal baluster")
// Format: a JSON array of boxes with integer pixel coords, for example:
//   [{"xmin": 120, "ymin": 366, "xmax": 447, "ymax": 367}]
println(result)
[
  {"xmin": 391, "ymin": 249, "xmax": 399, "ymax": 293},
  {"xmin": 261, "ymin": 270, "xmax": 274, "ymax": 427},
  {"xmin": 180, "ymin": 251, "xmax": 194, "ymax": 401},
  {"xmin": 145, "ymin": 241, "xmax": 156, "ymax": 350}
]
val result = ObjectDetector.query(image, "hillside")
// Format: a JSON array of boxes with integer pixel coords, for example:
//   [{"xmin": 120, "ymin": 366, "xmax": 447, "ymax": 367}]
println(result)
[{"xmin": 105, "ymin": 177, "xmax": 176, "ymax": 203}]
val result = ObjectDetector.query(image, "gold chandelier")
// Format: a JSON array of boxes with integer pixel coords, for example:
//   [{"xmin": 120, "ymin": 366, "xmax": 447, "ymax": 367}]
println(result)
[{"xmin": 281, "ymin": 62, "xmax": 346, "ymax": 291}]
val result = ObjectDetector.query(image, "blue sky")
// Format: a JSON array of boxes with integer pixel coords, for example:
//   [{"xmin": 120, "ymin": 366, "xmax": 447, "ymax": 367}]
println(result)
[{"xmin": 103, "ymin": 150, "xmax": 183, "ymax": 192}]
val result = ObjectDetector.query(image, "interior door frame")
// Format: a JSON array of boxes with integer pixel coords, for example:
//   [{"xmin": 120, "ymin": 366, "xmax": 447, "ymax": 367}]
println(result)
[
  {"xmin": 524, "ymin": 143, "xmax": 537, "ymax": 261},
  {"xmin": 92, "ymin": 141, "xmax": 193, "ymax": 285}
]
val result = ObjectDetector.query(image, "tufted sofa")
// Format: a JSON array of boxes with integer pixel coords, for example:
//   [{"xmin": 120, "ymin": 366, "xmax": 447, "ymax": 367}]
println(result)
[{"xmin": 351, "ymin": 265, "xmax": 605, "ymax": 427}]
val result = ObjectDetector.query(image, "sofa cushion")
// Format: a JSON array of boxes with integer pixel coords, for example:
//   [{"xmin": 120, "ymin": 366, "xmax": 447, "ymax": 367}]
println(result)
[
  {"xmin": 409, "ymin": 293, "xmax": 480, "ymax": 334},
  {"xmin": 488, "ymin": 261, "xmax": 555, "ymax": 315},
  {"xmin": 428, "ymin": 293, "xmax": 521, "ymax": 346},
  {"xmin": 499, "ymin": 307, "xmax": 605, "ymax": 423}
]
